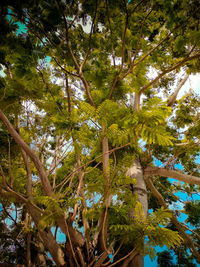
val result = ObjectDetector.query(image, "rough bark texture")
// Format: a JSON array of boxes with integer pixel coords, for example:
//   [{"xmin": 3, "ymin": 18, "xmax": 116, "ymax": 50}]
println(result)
[
  {"xmin": 126, "ymin": 160, "xmax": 148, "ymax": 218},
  {"xmin": 126, "ymin": 160, "xmax": 148, "ymax": 267},
  {"xmin": 27, "ymin": 205, "xmax": 66, "ymax": 266}
]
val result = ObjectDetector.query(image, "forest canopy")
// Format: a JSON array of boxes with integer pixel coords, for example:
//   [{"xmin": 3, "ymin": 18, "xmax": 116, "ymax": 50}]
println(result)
[{"xmin": 1, "ymin": 0, "xmax": 200, "ymax": 266}]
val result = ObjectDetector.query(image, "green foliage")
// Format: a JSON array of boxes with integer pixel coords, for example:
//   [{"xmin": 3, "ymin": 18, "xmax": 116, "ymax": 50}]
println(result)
[
  {"xmin": 139, "ymin": 98, "xmax": 175, "ymax": 146},
  {"xmin": 1, "ymin": 0, "xmax": 200, "ymax": 265},
  {"xmin": 157, "ymin": 250, "xmax": 174, "ymax": 267},
  {"xmin": 110, "ymin": 207, "xmax": 182, "ymax": 259},
  {"xmin": 34, "ymin": 195, "xmax": 63, "ymax": 229},
  {"xmin": 185, "ymin": 200, "xmax": 200, "ymax": 227}
]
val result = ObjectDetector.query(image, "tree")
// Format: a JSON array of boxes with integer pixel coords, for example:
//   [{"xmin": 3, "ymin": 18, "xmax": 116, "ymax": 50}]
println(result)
[{"xmin": 0, "ymin": 0, "xmax": 200, "ymax": 266}]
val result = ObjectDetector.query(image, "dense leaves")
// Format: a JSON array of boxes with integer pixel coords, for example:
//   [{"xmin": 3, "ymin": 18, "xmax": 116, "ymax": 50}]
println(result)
[{"xmin": 0, "ymin": 0, "xmax": 200, "ymax": 266}]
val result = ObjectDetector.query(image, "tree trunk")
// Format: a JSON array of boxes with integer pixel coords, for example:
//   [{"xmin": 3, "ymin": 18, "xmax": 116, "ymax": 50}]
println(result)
[
  {"xmin": 27, "ymin": 205, "xmax": 66, "ymax": 266},
  {"xmin": 128, "ymin": 253, "xmax": 144, "ymax": 267},
  {"xmin": 126, "ymin": 160, "xmax": 148, "ymax": 218},
  {"xmin": 126, "ymin": 160, "xmax": 148, "ymax": 267}
]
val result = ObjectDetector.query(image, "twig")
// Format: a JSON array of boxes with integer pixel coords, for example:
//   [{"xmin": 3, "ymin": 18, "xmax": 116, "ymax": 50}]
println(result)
[
  {"xmin": 79, "ymin": 0, "xmax": 98, "ymax": 73},
  {"xmin": 56, "ymin": 139, "xmax": 137, "ymax": 188}
]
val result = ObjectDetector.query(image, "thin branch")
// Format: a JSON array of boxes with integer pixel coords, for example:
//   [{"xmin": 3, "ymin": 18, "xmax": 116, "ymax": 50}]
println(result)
[
  {"xmin": 134, "ymin": 51, "xmax": 199, "ymax": 110},
  {"xmin": 77, "ymin": 247, "xmax": 86, "ymax": 267},
  {"xmin": 0, "ymin": 163, "xmax": 9, "ymax": 187},
  {"xmin": 57, "ymin": 0, "xmax": 80, "ymax": 71},
  {"xmin": 0, "ymin": 183, "xmax": 43, "ymax": 214},
  {"xmin": 17, "ymin": 115, "xmax": 33, "ymax": 198},
  {"xmin": 65, "ymin": 74, "xmax": 72, "ymax": 113},
  {"xmin": 122, "ymin": 21, "xmax": 189, "ymax": 80},
  {"xmin": 139, "ymin": 52, "xmax": 200, "ymax": 95},
  {"xmin": 93, "ymin": 252, "xmax": 109, "ymax": 267},
  {"xmin": 123, "ymin": 33, "xmax": 172, "ymax": 79},
  {"xmin": 105, "ymin": 0, "xmax": 116, "ymax": 67},
  {"xmin": 84, "ymin": 159, "xmax": 103, "ymax": 174},
  {"xmin": 48, "ymin": 140, "xmax": 73, "ymax": 175},
  {"xmin": 52, "ymin": 136, "xmax": 59, "ymax": 190},
  {"xmin": 109, "ymin": 249, "xmax": 137, "ymax": 267},
  {"xmin": 21, "ymin": 150, "xmax": 32, "ymax": 198},
  {"xmin": 56, "ymin": 139, "xmax": 136, "ymax": 189},
  {"xmin": 56, "ymin": 0, "xmax": 95, "ymax": 107},
  {"xmin": 37, "ymin": 67, "xmax": 65, "ymax": 116},
  {"xmin": 79, "ymin": 0, "xmax": 98, "ymax": 73},
  {"xmin": 52, "ymin": 56, "xmax": 79, "ymax": 78},
  {"xmin": 4, "ymin": 61, "xmax": 13, "ymax": 79},
  {"xmin": 108, "ymin": 74, "xmax": 120, "ymax": 100},
  {"xmin": 72, "ymin": 171, "xmax": 84, "ymax": 220},
  {"xmin": 101, "ymin": 242, "xmax": 123, "ymax": 266},
  {"xmin": 108, "ymin": 0, "xmax": 129, "ymax": 99},
  {"xmin": 181, "ymin": 223, "xmax": 200, "ymax": 241},
  {"xmin": 121, "ymin": 250, "xmax": 140, "ymax": 267},
  {"xmin": 2, "ymin": 203, "xmax": 17, "ymax": 225},
  {"xmin": 120, "ymin": 0, "xmax": 129, "ymax": 73},
  {"xmin": 131, "ymin": 9, "xmax": 153, "ymax": 65}
]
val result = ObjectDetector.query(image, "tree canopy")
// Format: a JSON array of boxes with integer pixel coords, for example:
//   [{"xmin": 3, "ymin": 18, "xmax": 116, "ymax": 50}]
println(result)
[{"xmin": 1, "ymin": 0, "xmax": 200, "ymax": 266}]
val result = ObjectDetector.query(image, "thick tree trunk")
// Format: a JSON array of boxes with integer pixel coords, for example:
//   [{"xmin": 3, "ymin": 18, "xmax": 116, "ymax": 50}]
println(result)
[
  {"xmin": 128, "ymin": 253, "xmax": 144, "ymax": 267},
  {"xmin": 126, "ymin": 160, "xmax": 148, "ymax": 267},
  {"xmin": 126, "ymin": 160, "xmax": 148, "ymax": 218},
  {"xmin": 27, "ymin": 205, "xmax": 66, "ymax": 266}
]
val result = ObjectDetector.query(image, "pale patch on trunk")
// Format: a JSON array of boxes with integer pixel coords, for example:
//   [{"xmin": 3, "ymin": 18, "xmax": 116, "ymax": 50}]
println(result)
[
  {"xmin": 126, "ymin": 160, "xmax": 148, "ymax": 218},
  {"xmin": 126, "ymin": 160, "xmax": 148, "ymax": 267}
]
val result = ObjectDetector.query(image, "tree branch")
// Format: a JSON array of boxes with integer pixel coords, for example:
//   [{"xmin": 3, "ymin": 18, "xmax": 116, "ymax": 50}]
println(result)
[
  {"xmin": 130, "ymin": 8, "xmax": 153, "ymax": 66},
  {"xmin": 122, "ymin": 32, "xmax": 171, "ymax": 79},
  {"xmin": 79, "ymin": 0, "xmax": 98, "ymax": 73},
  {"xmin": 56, "ymin": 139, "xmax": 137, "ymax": 189},
  {"xmin": 145, "ymin": 166, "xmax": 200, "ymax": 186},
  {"xmin": 144, "ymin": 176, "xmax": 200, "ymax": 260},
  {"xmin": 139, "ymin": 52, "xmax": 200, "ymax": 95},
  {"xmin": 168, "ymin": 74, "xmax": 189, "ymax": 106},
  {"xmin": 0, "ymin": 109, "xmax": 54, "ymax": 196},
  {"xmin": 108, "ymin": 0, "xmax": 129, "ymax": 99},
  {"xmin": 52, "ymin": 56, "xmax": 80, "ymax": 78},
  {"xmin": 56, "ymin": 0, "xmax": 95, "ymax": 107},
  {"xmin": 21, "ymin": 150, "xmax": 32, "ymax": 198}
]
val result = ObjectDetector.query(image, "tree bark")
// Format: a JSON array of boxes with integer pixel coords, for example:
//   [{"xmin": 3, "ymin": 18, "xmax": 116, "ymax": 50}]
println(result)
[
  {"xmin": 144, "ymin": 176, "xmax": 200, "ymax": 260},
  {"xmin": 126, "ymin": 160, "xmax": 148, "ymax": 218},
  {"xmin": 134, "ymin": 92, "xmax": 141, "ymax": 111},
  {"xmin": 126, "ymin": 160, "xmax": 148, "ymax": 267},
  {"xmin": 168, "ymin": 74, "xmax": 189, "ymax": 106},
  {"xmin": 28, "ymin": 205, "xmax": 66, "ymax": 266},
  {"xmin": 0, "ymin": 109, "xmax": 54, "ymax": 196},
  {"xmin": 145, "ymin": 166, "xmax": 200, "ymax": 186},
  {"xmin": 0, "ymin": 109, "xmax": 86, "ymax": 257},
  {"xmin": 97, "ymin": 124, "xmax": 111, "ymax": 255}
]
